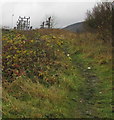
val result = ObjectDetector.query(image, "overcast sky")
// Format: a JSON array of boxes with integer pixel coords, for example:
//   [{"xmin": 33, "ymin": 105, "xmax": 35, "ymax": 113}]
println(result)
[{"xmin": 1, "ymin": 0, "xmax": 112, "ymax": 29}]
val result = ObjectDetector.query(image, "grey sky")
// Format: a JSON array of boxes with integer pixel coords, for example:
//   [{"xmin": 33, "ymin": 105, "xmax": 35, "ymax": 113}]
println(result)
[{"xmin": 2, "ymin": 1, "xmax": 97, "ymax": 28}]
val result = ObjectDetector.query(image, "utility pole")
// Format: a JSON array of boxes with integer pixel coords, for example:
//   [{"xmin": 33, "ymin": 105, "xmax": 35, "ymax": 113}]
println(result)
[{"xmin": 12, "ymin": 14, "xmax": 14, "ymax": 29}]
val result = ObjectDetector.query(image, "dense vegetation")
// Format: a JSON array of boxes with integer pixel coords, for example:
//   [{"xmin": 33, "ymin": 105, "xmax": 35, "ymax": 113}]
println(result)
[
  {"xmin": 85, "ymin": 2, "xmax": 112, "ymax": 43},
  {"xmin": 2, "ymin": 28, "xmax": 112, "ymax": 118}
]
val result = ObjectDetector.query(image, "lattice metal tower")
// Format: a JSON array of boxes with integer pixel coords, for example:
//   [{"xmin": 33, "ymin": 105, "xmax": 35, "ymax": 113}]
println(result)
[{"xmin": 16, "ymin": 16, "xmax": 30, "ymax": 30}]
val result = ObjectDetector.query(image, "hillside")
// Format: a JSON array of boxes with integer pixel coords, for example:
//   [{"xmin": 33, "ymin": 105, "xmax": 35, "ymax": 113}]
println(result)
[
  {"xmin": 2, "ymin": 29, "xmax": 112, "ymax": 118},
  {"xmin": 63, "ymin": 22, "xmax": 85, "ymax": 33}
]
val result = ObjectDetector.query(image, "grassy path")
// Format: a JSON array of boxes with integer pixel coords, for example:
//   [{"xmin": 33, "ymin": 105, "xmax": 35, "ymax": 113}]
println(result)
[
  {"xmin": 59, "ymin": 40, "xmax": 99, "ymax": 118},
  {"xmin": 59, "ymin": 42, "xmax": 100, "ymax": 118},
  {"xmin": 71, "ymin": 53, "xmax": 99, "ymax": 118},
  {"xmin": 68, "ymin": 52, "xmax": 112, "ymax": 118}
]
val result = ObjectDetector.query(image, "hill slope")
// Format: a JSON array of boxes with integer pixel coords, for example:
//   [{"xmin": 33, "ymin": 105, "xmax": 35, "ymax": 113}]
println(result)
[
  {"xmin": 2, "ymin": 29, "xmax": 112, "ymax": 118},
  {"xmin": 63, "ymin": 22, "xmax": 85, "ymax": 33}
]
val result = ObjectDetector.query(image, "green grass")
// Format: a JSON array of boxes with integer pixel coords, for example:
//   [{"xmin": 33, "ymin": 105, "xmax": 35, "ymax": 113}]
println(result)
[
  {"xmin": 71, "ymin": 52, "xmax": 112, "ymax": 118},
  {"xmin": 2, "ymin": 29, "xmax": 112, "ymax": 118}
]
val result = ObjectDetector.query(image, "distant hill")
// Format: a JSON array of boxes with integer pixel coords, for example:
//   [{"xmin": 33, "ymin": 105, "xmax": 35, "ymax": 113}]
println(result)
[{"xmin": 63, "ymin": 21, "xmax": 85, "ymax": 33}]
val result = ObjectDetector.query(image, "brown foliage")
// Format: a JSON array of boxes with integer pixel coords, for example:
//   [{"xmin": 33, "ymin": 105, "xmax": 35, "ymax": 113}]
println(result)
[{"xmin": 85, "ymin": 2, "xmax": 112, "ymax": 43}]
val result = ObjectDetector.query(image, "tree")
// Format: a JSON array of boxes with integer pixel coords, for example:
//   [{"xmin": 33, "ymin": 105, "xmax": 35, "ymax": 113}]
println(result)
[
  {"xmin": 45, "ymin": 16, "xmax": 57, "ymax": 28},
  {"xmin": 85, "ymin": 2, "xmax": 112, "ymax": 42},
  {"xmin": 40, "ymin": 21, "xmax": 45, "ymax": 29},
  {"xmin": 85, "ymin": 2, "xmax": 112, "ymax": 30},
  {"xmin": 40, "ymin": 16, "xmax": 57, "ymax": 29}
]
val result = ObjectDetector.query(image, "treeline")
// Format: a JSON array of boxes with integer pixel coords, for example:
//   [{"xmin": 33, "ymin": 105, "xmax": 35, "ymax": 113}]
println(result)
[{"xmin": 85, "ymin": 2, "xmax": 112, "ymax": 43}]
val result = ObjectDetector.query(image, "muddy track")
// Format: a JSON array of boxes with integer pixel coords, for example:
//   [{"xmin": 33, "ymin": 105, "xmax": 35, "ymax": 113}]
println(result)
[{"xmin": 71, "ymin": 54, "xmax": 100, "ymax": 118}]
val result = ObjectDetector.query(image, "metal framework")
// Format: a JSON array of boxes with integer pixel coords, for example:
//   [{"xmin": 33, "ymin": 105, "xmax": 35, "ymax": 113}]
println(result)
[{"xmin": 16, "ymin": 16, "xmax": 30, "ymax": 30}]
